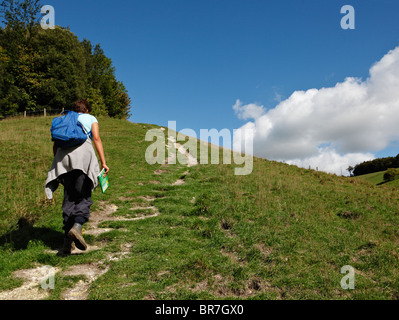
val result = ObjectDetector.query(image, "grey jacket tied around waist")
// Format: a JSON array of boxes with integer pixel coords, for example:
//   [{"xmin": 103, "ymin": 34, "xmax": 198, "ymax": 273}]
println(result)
[{"xmin": 45, "ymin": 139, "xmax": 100, "ymax": 200}]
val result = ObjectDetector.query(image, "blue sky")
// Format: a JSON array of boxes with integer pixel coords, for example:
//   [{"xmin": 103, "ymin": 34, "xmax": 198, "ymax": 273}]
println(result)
[{"xmin": 45, "ymin": 0, "xmax": 399, "ymax": 173}]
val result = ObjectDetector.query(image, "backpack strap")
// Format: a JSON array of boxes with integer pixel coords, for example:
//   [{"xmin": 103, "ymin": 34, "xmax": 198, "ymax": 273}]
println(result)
[{"xmin": 77, "ymin": 117, "xmax": 92, "ymax": 140}]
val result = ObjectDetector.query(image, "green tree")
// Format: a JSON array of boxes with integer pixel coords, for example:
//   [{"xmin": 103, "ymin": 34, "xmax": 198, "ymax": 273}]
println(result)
[
  {"xmin": 0, "ymin": 0, "xmax": 131, "ymax": 118},
  {"xmin": 0, "ymin": 0, "xmax": 43, "ymax": 113},
  {"xmin": 90, "ymin": 44, "xmax": 131, "ymax": 118},
  {"xmin": 31, "ymin": 27, "xmax": 88, "ymax": 110},
  {"xmin": 87, "ymin": 87, "xmax": 107, "ymax": 117},
  {"xmin": 0, "ymin": 0, "xmax": 41, "ymax": 30}
]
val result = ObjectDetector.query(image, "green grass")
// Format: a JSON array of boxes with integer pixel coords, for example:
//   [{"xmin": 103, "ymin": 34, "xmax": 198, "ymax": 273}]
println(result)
[
  {"xmin": 355, "ymin": 170, "xmax": 399, "ymax": 187},
  {"xmin": 354, "ymin": 171, "xmax": 386, "ymax": 185},
  {"xmin": 0, "ymin": 116, "xmax": 398, "ymax": 300}
]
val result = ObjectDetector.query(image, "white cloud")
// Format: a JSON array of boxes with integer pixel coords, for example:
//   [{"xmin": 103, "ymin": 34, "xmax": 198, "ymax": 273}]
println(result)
[
  {"xmin": 233, "ymin": 46, "xmax": 399, "ymax": 175},
  {"xmin": 233, "ymin": 99, "xmax": 266, "ymax": 120},
  {"xmin": 285, "ymin": 148, "xmax": 375, "ymax": 176}
]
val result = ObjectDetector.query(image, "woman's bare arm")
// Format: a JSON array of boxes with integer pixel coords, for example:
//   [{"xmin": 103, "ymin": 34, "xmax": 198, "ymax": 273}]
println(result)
[{"xmin": 91, "ymin": 122, "xmax": 110, "ymax": 175}]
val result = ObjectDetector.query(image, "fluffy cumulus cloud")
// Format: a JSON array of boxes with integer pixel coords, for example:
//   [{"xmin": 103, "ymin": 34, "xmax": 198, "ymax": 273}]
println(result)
[{"xmin": 233, "ymin": 46, "xmax": 399, "ymax": 175}]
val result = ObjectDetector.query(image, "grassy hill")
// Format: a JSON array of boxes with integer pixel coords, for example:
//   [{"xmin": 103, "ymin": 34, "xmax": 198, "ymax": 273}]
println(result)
[
  {"xmin": 0, "ymin": 116, "xmax": 398, "ymax": 300},
  {"xmin": 355, "ymin": 170, "xmax": 399, "ymax": 187}
]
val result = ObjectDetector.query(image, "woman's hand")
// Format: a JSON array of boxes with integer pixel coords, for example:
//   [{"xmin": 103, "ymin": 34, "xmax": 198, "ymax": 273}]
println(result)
[{"xmin": 102, "ymin": 163, "xmax": 110, "ymax": 175}]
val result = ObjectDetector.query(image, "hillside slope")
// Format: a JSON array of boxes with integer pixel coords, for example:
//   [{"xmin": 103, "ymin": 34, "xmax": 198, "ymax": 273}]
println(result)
[
  {"xmin": 355, "ymin": 170, "xmax": 399, "ymax": 187},
  {"xmin": 0, "ymin": 117, "xmax": 398, "ymax": 300}
]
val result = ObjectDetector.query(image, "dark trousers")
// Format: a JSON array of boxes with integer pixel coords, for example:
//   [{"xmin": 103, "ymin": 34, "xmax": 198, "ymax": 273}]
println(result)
[{"xmin": 60, "ymin": 170, "xmax": 93, "ymax": 235}]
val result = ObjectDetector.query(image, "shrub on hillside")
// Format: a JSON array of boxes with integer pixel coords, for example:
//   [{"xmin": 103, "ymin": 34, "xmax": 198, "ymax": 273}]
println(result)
[{"xmin": 383, "ymin": 168, "xmax": 399, "ymax": 182}]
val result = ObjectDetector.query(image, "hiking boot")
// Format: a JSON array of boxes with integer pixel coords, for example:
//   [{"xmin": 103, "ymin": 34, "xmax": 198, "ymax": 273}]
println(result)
[
  {"xmin": 67, "ymin": 223, "xmax": 88, "ymax": 251},
  {"xmin": 63, "ymin": 237, "xmax": 75, "ymax": 255}
]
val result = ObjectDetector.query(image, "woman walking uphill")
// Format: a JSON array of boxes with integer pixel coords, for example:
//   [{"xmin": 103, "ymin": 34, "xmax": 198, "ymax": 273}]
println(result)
[{"xmin": 45, "ymin": 100, "xmax": 109, "ymax": 254}]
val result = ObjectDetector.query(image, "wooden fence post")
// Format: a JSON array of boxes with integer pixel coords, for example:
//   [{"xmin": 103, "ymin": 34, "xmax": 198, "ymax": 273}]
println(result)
[
  {"xmin": 44, "ymin": 108, "xmax": 47, "ymax": 117},
  {"xmin": 24, "ymin": 111, "xmax": 27, "ymax": 118}
]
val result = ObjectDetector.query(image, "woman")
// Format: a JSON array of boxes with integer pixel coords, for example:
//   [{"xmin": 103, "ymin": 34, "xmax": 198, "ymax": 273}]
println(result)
[{"xmin": 45, "ymin": 99, "xmax": 109, "ymax": 254}]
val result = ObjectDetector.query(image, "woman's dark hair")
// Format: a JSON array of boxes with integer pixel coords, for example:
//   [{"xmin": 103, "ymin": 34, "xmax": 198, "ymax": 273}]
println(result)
[{"xmin": 72, "ymin": 99, "xmax": 92, "ymax": 113}]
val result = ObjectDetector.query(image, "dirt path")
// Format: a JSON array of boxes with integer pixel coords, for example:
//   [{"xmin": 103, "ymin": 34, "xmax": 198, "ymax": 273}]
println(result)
[{"xmin": 0, "ymin": 133, "xmax": 198, "ymax": 300}]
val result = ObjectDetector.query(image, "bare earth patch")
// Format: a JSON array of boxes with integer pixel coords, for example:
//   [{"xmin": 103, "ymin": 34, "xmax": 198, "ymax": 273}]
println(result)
[
  {"xmin": 154, "ymin": 169, "xmax": 168, "ymax": 175},
  {"xmin": 220, "ymin": 249, "xmax": 246, "ymax": 266},
  {"xmin": 62, "ymin": 263, "xmax": 109, "ymax": 300},
  {"xmin": 190, "ymin": 274, "xmax": 280, "ymax": 299},
  {"xmin": 149, "ymin": 180, "xmax": 161, "ymax": 185},
  {"xmin": 0, "ymin": 265, "xmax": 61, "ymax": 300},
  {"xmin": 61, "ymin": 243, "xmax": 134, "ymax": 300},
  {"xmin": 87, "ymin": 202, "xmax": 161, "ymax": 235},
  {"xmin": 254, "ymin": 243, "xmax": 273, "ymax": 259},
  {"xmin": 139, "ymin": 196, "xmax": 156, "ymax": 202},
  {"xmin": 172, "ymin": 179, "xmax": 186, "ymax": 186}
]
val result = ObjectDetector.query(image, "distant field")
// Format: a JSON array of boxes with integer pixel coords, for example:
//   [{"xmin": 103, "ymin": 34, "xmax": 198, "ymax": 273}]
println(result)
[
  {"xmin": 0, "ymin": 116, "xmax": 398, "ymax": 300},
  {"xmin": 355, "ymin": 170, "xmax": 399, "ymax": 187}
]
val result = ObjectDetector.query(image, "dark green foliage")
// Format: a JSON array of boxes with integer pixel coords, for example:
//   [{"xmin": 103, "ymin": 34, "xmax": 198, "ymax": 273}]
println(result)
[
  {"xmin": 0, "ymin": 0, "xmax": 41, "ymax": 32},
  {"xmin": 353, "ymin": 154, "xmax": 399, "ymax": 176},
  {"xmin": 383, "ymin": 168, "xmax": 399, "ymax": 182},
  {"xmin": 90, "ymin": 44, "xmax": 131, "ymax": 119},
  {"xmin": 0, "ymin": 0, "xmax": 131, "ymax": 118}
]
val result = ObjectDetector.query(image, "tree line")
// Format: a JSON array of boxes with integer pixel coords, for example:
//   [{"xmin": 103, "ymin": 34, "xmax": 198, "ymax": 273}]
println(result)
[
  {"xmin": 352, "ymin": 154, "xmax": 399, "ymax": 176},
  {"xmin": 0, "ymin": 0, "xmax": 131, "ymax": 119}
]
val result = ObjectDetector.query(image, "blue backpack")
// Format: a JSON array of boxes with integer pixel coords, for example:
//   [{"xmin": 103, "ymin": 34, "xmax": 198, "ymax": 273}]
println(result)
[{"xmin": 51, "ymin": 111, "xmax": 88, "ymax": 148}]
